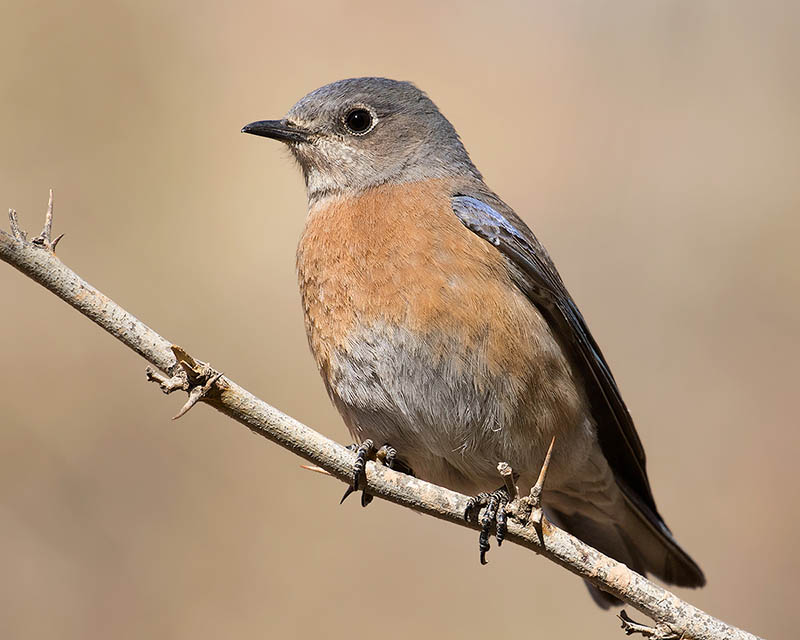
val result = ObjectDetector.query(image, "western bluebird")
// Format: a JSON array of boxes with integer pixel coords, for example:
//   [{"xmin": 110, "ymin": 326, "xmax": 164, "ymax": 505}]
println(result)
[{"xmin": 243, "ymin": 77, "xmax": 704, "ymax": 607}]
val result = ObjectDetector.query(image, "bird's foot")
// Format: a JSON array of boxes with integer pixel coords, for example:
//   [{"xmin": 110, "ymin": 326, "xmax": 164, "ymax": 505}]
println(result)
[
  {"xmin": 464, "ymin": 437, "xmax": 557, "ymax": 563},
  {"xmin": 464, "ymin": 486, "xmax": 512, "ymax": 564},
  {"xmin": 340, "ymin": 441, "xmax": 408, "ymax": 507}
]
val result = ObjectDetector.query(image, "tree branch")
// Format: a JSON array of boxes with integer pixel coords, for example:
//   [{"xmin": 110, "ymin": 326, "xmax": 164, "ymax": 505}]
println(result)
[{"xmin": 0, "ymin": 195, "xmax": 762, "ymax": 640}]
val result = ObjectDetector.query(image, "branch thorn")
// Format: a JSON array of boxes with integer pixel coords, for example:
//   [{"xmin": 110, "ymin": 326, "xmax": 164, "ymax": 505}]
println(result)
[
  {"xmin": 525, "ymin": 436, "xmax": 556, "ymax": 543},
  {"xmin": 300, "ymin": 464, "xmax": 332, "ymax": 476},
  {"xmin": 173, "ymin": 370, "xmax": 223, "ymax": 420},
  {"xmin": 530, "ymin": 436, "xmax": 555, "ymax": 508},
  {"xmin": 30, "ymin": 189, "xmax": 63, "ymax": 253}
]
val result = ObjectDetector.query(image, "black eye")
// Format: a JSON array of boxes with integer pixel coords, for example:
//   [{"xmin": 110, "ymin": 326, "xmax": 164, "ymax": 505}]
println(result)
[{"xmin": 344, "ymin": 108, "xmax": 373, "ymax": 134}]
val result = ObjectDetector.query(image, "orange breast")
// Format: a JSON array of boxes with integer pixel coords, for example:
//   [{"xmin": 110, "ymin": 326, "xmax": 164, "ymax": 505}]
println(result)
[{"xmin": 296, "ymin": 179, "xmax": 560, "ymax": 383}]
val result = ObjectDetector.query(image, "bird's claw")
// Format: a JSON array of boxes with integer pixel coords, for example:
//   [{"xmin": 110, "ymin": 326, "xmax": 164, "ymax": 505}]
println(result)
[
  {"xmin": 464, "ymin": 486, "xmax": 512, "ymax": 564},
  {"xmin": 340, "ymin": 441, "xmax": 401, "ymax": 507}
]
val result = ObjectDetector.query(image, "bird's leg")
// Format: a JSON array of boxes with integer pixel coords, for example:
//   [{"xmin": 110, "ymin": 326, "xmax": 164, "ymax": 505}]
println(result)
[{"xmin": 340, "ymin": 441, "xmax": 411, "ymax": 507}]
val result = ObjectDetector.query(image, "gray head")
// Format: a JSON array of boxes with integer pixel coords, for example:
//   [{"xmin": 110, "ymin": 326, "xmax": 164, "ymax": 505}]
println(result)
[{"xmin": 242, "ymin": 77, "xmax": 481, "ymax": 204}]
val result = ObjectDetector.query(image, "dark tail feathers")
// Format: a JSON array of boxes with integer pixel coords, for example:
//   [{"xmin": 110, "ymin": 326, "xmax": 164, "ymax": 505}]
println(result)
[{"xmin": 550, "ymin": 492, "xmax": 705, "ymax": 608}]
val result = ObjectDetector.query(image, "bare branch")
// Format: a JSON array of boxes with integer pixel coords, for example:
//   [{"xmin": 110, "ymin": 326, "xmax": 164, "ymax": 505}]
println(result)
[{"xmin": 0, "ymin": 195, "xmax": 763, "ymax": 640}]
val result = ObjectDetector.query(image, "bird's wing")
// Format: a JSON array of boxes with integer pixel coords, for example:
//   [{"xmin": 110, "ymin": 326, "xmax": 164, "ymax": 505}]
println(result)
[{"xmin": 451, "ymin": 193, "xmax": 666, "ymax": 528}]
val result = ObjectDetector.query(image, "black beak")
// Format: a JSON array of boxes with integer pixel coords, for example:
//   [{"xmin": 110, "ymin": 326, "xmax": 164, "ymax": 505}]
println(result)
[{"xmin": 241, "ymin": 119, "xmax": 310, "ymax": 143}]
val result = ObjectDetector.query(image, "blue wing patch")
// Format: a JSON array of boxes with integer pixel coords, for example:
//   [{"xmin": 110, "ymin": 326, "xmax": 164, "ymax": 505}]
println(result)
[{"xmin": 452, "ymin": 196, "xmax": 528, "ymax": 247}]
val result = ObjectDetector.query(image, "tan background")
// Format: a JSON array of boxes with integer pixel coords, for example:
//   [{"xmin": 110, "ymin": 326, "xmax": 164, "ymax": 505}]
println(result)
[{"xmin": 1, "ymin": 1, "xmax": 797, "ymax": 638}]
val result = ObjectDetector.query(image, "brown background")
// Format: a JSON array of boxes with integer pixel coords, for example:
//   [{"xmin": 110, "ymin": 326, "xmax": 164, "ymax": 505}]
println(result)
[{"xmin": 1, "ymin": 2, "xmax": 797, "ymax": 638}]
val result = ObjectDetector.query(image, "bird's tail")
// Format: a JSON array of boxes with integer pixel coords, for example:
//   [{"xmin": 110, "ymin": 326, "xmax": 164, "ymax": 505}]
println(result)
[{"xmin": 546, "ymin": 465, "xmax": 705, "ymax": 607}]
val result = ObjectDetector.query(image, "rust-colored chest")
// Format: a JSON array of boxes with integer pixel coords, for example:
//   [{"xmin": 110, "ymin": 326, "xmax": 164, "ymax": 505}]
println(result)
[{"xmin": 296, "ymin": 179, "xmax": 542, "ymax": 379}]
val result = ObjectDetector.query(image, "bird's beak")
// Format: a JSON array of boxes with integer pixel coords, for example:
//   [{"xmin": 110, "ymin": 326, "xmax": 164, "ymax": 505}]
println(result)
[{"xmin": 241, "ymin": 119, "xmax": 310, "ymax": 143}]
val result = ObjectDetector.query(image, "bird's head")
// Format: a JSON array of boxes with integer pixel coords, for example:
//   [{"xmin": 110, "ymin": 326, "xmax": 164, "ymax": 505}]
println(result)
[{"xmin": 243, "ymin": 77, "xmax": 480, "ymax": 204}]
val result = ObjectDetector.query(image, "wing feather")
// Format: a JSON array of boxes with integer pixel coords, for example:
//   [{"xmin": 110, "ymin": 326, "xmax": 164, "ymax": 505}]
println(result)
[{"xmin": 451, "ymin": 194, "xmax": 663, "ymax": 523}]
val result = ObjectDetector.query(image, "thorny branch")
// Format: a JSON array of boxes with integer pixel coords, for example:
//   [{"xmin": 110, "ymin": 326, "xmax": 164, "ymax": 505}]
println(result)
[{"xmin": 0, "ymin": 194, "xmax": 763, "ymax": 640}]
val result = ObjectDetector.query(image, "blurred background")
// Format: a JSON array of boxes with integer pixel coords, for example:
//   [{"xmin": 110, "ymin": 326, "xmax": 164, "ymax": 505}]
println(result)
[{"xmin": 1, "ymin": 1, "xmax": 797, "ymax": 638}]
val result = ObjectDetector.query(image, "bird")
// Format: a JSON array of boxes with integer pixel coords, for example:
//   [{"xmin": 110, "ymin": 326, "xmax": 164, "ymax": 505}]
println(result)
[{"xmin": 242, "ymin": 77, "xmax": 705, "ymax": 607}]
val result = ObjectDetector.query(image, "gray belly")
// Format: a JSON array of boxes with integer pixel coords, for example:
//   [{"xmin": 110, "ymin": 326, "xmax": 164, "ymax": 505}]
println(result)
[{"xmin": 325, "ymin": 321, "xmax": 595, "ymax": 495}]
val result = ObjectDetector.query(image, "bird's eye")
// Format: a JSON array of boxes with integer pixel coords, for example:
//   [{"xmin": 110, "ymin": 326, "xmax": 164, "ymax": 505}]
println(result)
[{"xmin": 344, "ymin": 108, "xmax": 374, "ymax": 135}]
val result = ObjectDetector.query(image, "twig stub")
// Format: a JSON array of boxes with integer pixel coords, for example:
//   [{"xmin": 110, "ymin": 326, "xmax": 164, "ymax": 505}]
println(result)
[
  {"xmin": 497, "ymin": 461, "xmax": 519, "ymax": 500},
  {"xmin": 145, "ymin": 367, "xmax": 187, "ymax": 394},
  {"xmin": 619, "ymin": 610, "xmax": 682, "ymax": 640},
  {"xmin": 8, "ymin": 209, "xmax": 26, "ymax": 241}
]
